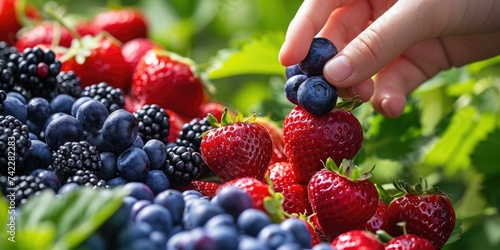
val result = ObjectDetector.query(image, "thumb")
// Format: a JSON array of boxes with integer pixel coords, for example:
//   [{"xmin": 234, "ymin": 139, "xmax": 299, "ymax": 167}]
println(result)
[{"xmin": 323, "ymin": 0, "xmax": 446, "ymax": 87}]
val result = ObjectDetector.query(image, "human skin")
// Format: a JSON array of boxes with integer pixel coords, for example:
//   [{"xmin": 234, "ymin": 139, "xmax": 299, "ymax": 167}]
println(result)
[{"xmin": 279, "ymin": 0, "xmax": 500, "ymax": 118}]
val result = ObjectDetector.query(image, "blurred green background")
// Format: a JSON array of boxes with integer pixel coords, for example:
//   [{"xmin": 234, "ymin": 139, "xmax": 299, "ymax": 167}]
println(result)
[{"xmin": 33, "ymin": 0, "xmax": 500, "ymax": 249}]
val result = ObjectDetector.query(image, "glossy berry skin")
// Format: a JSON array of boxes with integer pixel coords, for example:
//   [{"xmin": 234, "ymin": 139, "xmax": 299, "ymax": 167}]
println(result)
[
  {"xmin": 3, "ymin": 95, "xmax": 27, "ymax": 123},
  {"xmin": 122, "ymin": 38, "xmax": 162, "ymax": 72},
  {"xmin": 44, "ymin": 114, "xmax": 84, "ymax": 150},
  {"xmin": 24, "ymin": 140, "xmax": 52, "ymax": 170},
  {"xmin": 131, "ymin": 50, "xmax": 205, "ymax": 118},
  {"xmin": 76, "ymin": 99, "xmax": 109, "ymax": 133},
  {"xmin": 142, "ymin": 139, "xmax": 167, "ymax": 170},
  {"xmin": 98, "ymin": 152, "xmax": 118, "ymax": 181},
  {"xmin": 255, "ymin": 118, "xmax": 287, "ymax": 165},
  {"xmin": 280, "ymin": 218, "xmax": 313, "ymax": 248},
  {"xmin": 283, "ymin": 106, "xmax": 363, "ymax": 184},
  {"xmin": 299, "ymin": 37, "xmax": 337, "ymax": 76},
  {"xmin": 220, "ymin": 177, "xmax": 270, "ymax": 212},
  {"xmin": 16, "ymin": 22, "xmax": 74, "ymax": 51},
  {"xmin": 101, "ymin": 109, "xmax": 139, "ymax": 155},
  {"xmin": 117, "ymin": 147, "xmax": 150, "ymax": 182},
  {"xmin": 201, "ymin": 122, "xmax": 272, "ymax": 182},
  {"xmin": 27, "ymin": 97, "xmax": 51, "ymax": 124},
  {"xmin": 359, "ymin": 200, "xmax": 388, "ymax": 234},
  {"xmin": 385, "ymin": 194, "xmax": 456, "ymax": 250},
  {"xmin": 330, "ymin": 230, "xmax": 384, "ymax": 250},
  {"xmin": 308, "ymin": 169, "xmax": 379, "ymax": 240},
  {"xmin": 285, "ymin": 64, "xmax": 304, "ymax": 79},
  {"xmin": 297, "ymin": 76, "xmax": 338, "ymax": 115},
  {"xmin": 284, "ymin": 74, "xmax": 307, "ymax": 105},
  {"xmin": 135, "ymin": 204, "xmax": 173, "ymax": 234},
  {"xmin": 214, "ymin": 185, "xmax": 253, "ymax": 219},
  {"xmin": 90, "ymin": 8, "xmax": 148, "ymax": 44},
  {"xmin": 143, "ymin": 170, "xmax": 170, "ymax": 195},
  {"xmin": 50, "ymin": 94, "xmax": 75, "ymax": 115},
  {"xmin": 385, "ymin": 234, "xmax": 436, "ymax": 250},
  {"xmin": 237, "ymin": 208, "xmax": 272, "ymax": 237},
  {"xmin": 258, "ymin": 224, "xmax": 296, "ymax": 249},
  {"xmin": 154, "ymin": 189, "xmax": 185, "ymax": 224}
]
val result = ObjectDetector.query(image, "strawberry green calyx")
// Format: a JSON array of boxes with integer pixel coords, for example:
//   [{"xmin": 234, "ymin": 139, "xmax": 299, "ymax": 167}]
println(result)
[
  {"xmin": 324, "ymin": 157, "xmax": 374, "ymax": 181},
  {"xmin": 392, "ymin": 176, "xmax": 444, "ymax": 196},
  {"xmin": 206, "ymin": 108, "xmax": 257, "ymax": 129},
  {"xmin": 263, "ymin": 176, "xmax": 286, "ymax": 223},
  {"xmin": 335, "ymin": 95, "xmax": 363, "ymax": 112}
]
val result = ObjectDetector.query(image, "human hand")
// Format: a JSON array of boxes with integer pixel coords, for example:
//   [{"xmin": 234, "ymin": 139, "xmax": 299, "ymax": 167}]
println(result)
[{"xmin": 279, "ymin": 0, "xmax": 500, "ymax": 118}]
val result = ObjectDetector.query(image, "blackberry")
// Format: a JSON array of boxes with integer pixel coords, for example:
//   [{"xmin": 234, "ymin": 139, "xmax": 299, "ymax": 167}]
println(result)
[
  {"xmin": 81, "ymin": 82, "xmax": 124, "ymax": 113},
  {"xmin": 52, "ymin": 141, "xmax": 102, "ymax": 182},
  {"xmin": 0, "ymin": 41, "xmax": 17, "ymax": 61},
  {"xmin": 134, "ymin": 104, "xmax": 170, "ymax": 144},
  {"xmin": 10, "ymin": 85, "xmax": 32, "ymax": 101},
  {"xmin": 54, "ymin": 71, "xmax": 82, "ymax": 98},
  {"xmin": 176, "ymin": 117, "xmax": 213, "ymax": 153},
  {"xmin": 0, "ymin": 90, "xmax": 6, "ymax": 113},
  {"xmin": 65, "ymin": 169, "xmax": 107, "ymax": 188},
  {"xmin": 0, "ymin": 115, "xmax": 31, "ymax": 175},
  {"xmin": 0, "ymin": 175, "xmax": 47, "ymax": 207},
  {"xmin": 164, "ymin": 145, "xmax": 204, "ymax": 185},
  {"xmin": 7, "ymin": 47, "xmax": 62, "ymax": 98},
  {"xmin": 0, "ymin": 60, "xmax": 15, "ymax": 92}
]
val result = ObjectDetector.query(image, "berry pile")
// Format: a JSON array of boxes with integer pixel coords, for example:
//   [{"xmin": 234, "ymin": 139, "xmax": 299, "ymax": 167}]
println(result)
[{"xmin": 0, "ymin": 2, "xmax": 458, "ymax": 250}]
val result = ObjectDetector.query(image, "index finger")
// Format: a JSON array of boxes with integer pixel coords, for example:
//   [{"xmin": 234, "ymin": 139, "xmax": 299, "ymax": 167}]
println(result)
[{"xmin": 279, "ymin": 0, "xmax": 356, "ymax": 66}]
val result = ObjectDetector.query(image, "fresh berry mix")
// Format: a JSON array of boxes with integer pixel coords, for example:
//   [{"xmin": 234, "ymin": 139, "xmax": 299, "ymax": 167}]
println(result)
[
  {"xmin": 297, "ymin": 76, "xmax": 338, "ymax": 115},
  {"xmin": 0, "ymin": 115, "xmax": 31, "ymax": 174},
  {"xmin": 0, "ymin": 175, "xmax": 48, "ymax": 207},
  {"xmin": 65, "ymin": 169, "xmax": 107, "ymax": 188},
  {"xmin": 299, "ymin": 37, "xmax": 338, "ymax": 76},
  {"xmin": 176, "ymin": 117, "xmax": 212, "ymax": 153},
  {"xmin": 80, "ymin": 82, "xmax": 125, "ymax": 113},
  {"xmin": 164, "ymin": 145, "xmax": 204, "ymax": 185},
  {"xmin": 52, "ymin": 141, "xmax": 102, "ymax": 182},
  {"xmin": 55, "ymin": 70, "xmax": 82, "ymax": 98},
  {"xmin": 134, "ymin": 104, "xmax": 170, "ymax": 144}
]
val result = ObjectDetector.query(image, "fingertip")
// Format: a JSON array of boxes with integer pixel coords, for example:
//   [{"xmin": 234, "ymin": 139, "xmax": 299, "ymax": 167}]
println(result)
[
  {"xmin": 353, "ymin": 78, "xmax": 374, "ymax": 102},
  {"xmin": 372, "ymin": 93, "xmax": 406, "ymax": 118}
]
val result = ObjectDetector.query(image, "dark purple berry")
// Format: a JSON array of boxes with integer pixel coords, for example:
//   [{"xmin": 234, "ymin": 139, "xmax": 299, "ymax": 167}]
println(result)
[
  {"xmin": 299, "ymin": 37, "xmax": 337, "ymax": 76},
  {"xmin": 297, "ymin": 76, "xmax": 338, "ymax": 115},
  {"xmin": 284, "ymin": 74, "xmax": 307, "ymax": 105}
]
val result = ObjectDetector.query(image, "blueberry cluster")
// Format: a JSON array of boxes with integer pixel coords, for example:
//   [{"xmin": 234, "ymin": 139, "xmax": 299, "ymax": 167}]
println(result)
[
  {"xmin": 70, "ymin": 182, "xmax": 333, "ymax": 250},
  {"xmin": 284, "ymin": 37, "xmax": 339, "ymax": 115}
]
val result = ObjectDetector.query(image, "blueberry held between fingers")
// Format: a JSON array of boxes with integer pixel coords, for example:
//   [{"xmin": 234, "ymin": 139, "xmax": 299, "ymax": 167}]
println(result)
[
  {"xmin": 297, "ymin": 76, "xmax": 338, "ymax": 115},
  {"xmin": 299, "ymin": 37, "xmax": 337, "ymax": 76}
]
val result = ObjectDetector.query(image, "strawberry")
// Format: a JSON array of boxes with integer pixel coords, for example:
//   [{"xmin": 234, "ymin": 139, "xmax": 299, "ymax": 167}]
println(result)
[
  {"xmin": 267, "ymin": 161, "xmax": 310, "ymax": 214},
  {"xmin": 166, "ymin": 109, "xmax": 189, "ymax": 143},
  {"xmin": 307, "ymin": 158, "xmax": 378, "ymax": 241},
  {"xmin": 219, "ymin": 177, "xmax": 285, "ymax": 222},
  {"xmin": 359, "ymin": 200, "xmax": 388, "ymax": 234},
  {"xmin": 330, "ymin": 230, "xmax": 384, "ymax": 250},
  {"xmin": 200, "ymin": 109, "xmax": 273, "ymax": 182},
  {"xmin": 283, "ymin": 101, "xmax": 363, "ymax": 185},
  {"xmin": 130, "ymin": 49, "xmax": 205, "ymax": 118},
  {"xmin": 0, "ymin": 0, "xmax": 21, "ymax": 45},
  {"xmin": 175, "ymin": 180, "xmax": 220, "ymax": 199},
  {"xmin": 60, "ymin": 34, "xmax": 132, "ymax": 91},
  {"xmin": 199, "ymin": 101, "xmax": 227, "ymax": 122},
  {"xmin": 384, "ymin": 178, "xmax": 456, "ymax": 250},
  {"xmin": 297, "ymin": 214, "xmax": 322, "ymax": 247},
  {"xmin": 385, "ymin": 234, "xmax": 436, "ymax": 250},
  {"xmin": 76, "ymin": 21, "xmax": 95, "ymax": 37},
  {"xmin": 256, "ymin": 117, "xmax": 287, "ymax": 165},
  {"xmin": 121, "ymin": 38, "xmax": 162, "ymax": 72},
  {"xmin": 16, "ymin": 22, "xmax": 75, "ymax": 51},
  {"xmin": 89, "ymin": 8, "xmax": 147, "ymax": 44}
]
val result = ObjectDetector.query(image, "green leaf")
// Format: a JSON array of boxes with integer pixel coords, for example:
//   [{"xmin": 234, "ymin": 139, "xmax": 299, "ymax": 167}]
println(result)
[
  {"xmin": 471, "ymin": 128, "xmax": 500, "ymax": 176},
  {"xmin": 445, "ymin": 218, "xmax": 463, "ymax": 245},
  {"xmin": 205, "ymin": 32, "xmax": 285, "ymax": 79}
]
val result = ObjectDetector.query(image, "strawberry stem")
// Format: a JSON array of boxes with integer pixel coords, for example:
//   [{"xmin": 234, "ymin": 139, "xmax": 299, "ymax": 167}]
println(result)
[
  {"xmin": 44, "ymin": 3, "xmax": 81, "ymax": 40},
  {"xmin": 335, "ymin": 96, "xmax": 363, "ymax": 111}
]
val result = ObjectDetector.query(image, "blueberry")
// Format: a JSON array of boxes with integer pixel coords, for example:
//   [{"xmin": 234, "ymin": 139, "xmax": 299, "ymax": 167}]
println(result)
[
  {"xmin": 276, "ymin": 242, "xmax": 304, "ymax": 250},
  {"xmin": 183, "ymin": 199, "xmax": 224, "ymax": 230},
  {"xmin": 80, "ymin": 232, "xmax": 107, "ymax": 250},
  {"xmin": 280, "ymin": 218, "xmax": 312, "ymax": 248},
  {"xmin": 117, "ymin": 147, "xmax": 150, "ymax": 182},
  {"xmin": 184, "ymin": 228, "xmax": 218, "ymax": 250},
  {"xmin": 31, "ymin": 169, "xmax": 61, "ymax": 192},
  {"xmin": 297, "ymin": 76, "xmax": 338, "ymax": 115},
  {"xmin": 107, "ymin": 176, "xmax": 128, "ymax": 187},
  {"xmin": 26, "ymin": 120, "xmax": 42, "ymax": 138},
  {"xmin": 142, "ymin": 139, "xmax": 167, "ymax": 170},
  {"xmin": 205, "ymin": 225, "xmax": 239, "ymax": 250},
  {"xmin": 6, "ymin": 92, "xmax": 27, "ymax": 104},
  {"xmin": 43, "ymin": 112, "xmax": 66, "ymax": 131},
  {"xmin": 28, "ymin": 132, "xmax": 39, "ymax": 140},
  {"xmin": 238, "ymin": 236, "xmax": 271, "ymax": 250},
  {"xmin": 154, "ymin": 189, "xmax": 185, "ymax": 224},
  {"xmin": 133, "ymin": 135, "xmax": 144, "ymax": 148},
  {"xmin": 149, "ymin": 231, "xmax": 168, "ymax": 249},
  {"xmin": 76, "ymin": 99, "xmax": 109, "ymax": 133},
  {"xmin": 86, "ymin": 130, "xmax": 111, "ymax": 152},
  {"xmin": 117, "ymin": 222, "xmax": 153, "ymax": 247},
  {"xmin": 50, "ymin": 94, "xmax": 75, "ymax": 115},
  {"xmin": 311, "ymin": 242, "xmax": 334, "ymax": 250},
  {"xmin": 130, "ymin": 199, "xmax": 152, "ymax": 220},
  {"xmin": 182, "ymin": 190, "xmax": 203, "ymax": 198},
  {"xmin": 71, "ymin": 96, "xmax": 92, "ymax": 117},
  {"xmin": 27, "ymin": 97, "xmax": 51, "ymax": 124},
  {"xmin": 24, "ymin": 140, "xmax": 52, "ymax": 169},
  {"xmin": 215, "ymin": 186, "xmax": 253, "ymax": 219},
  {"xmin": 204, "ymin": 213, "xmax": 237, "ymax": 229},
  {"xmin": 98, "ymin": 152, "xmax": 118, "ymax": 181},
  {"xmin": 101, "ymin": 196, "xmax": 135, "ymax": 235},
  {"xmin": 3, "ymin": 95, "xmax": 27, "ymax": 123},
  {"xmin": 166, "ymin": 230, "xmax": 192, "ymax": 250},
  {"xmin": 285, "ymin": 64, "xmax": 304, "ymax": 79},
  {"xmin": 299, "ymin": 37, "xmax": 337, "ymax": 76},
  {"xmin": 44, "ymin": 114, "xmax": 84, "ymax": 150},
  {"xmin": 102, "ymin": 109, "xmax": 139, "ymax": 155},
  {"xmin": 284, "ymin": 74, "xmax": 308, "ymax": 105},
  {"xmin": 122, "ymin": 182, "xmax": 155, "ymax": 201},
  {"xmin": 237, "ymin": 208, "xmax": 271, "ymax": 237},
  {"xmin": 57, "ymin": 183, "xmax": 80, "ymax": 195},
  {"xmin": 135, "ymin": 204, "xmax": 174, "ymax": 234},
  {"xmin": 143, "ymin": 170, "xmax": 170, "ymax": 195},
  {"xmin": 258, "ymin": 224, "xmax": 296, "ymax": 250}
]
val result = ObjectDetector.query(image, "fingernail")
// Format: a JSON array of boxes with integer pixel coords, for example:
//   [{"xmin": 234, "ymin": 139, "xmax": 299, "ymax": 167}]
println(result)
[
  {"xmin": 325, "ymin": 55, "xmax": 352, "ymax": 82},
  {"xmin": 381, "ymin": 98, "xmax": 395, "ymax": 117}
]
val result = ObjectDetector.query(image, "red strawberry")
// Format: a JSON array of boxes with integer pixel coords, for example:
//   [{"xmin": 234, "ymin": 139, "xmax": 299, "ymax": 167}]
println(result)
[
  {"xmin": 89, "ymin": 8, "xmax": 148, "ymax": 44},
  {"xmin": 131, "ymin": 49, "xmax": 205, "ymax": 118},
  {"xmin": 307, "ymin": 158, "xmax": 378, "ymax": 241},
  {"xmin": 76, "ymin": 21, "xmax": 95, "ymax": 37},
  {"xmin": 219, "ymin": 177, "xmax": 285, "ymax": 222},
  {"xmin": 267, "ymin": 161, "xmax": 310, "ymax": 214},
  {"xmin": 16, "ymin": 22, "xmax": 75, "ymax": 51},
  {"xmin": 331, "ymin": 230, "xmax": 384, "ymax": 250},
  {"xmin": 256, "ymin": 117, "xmax": 287, "ymax": 165},
  {"xmin": 385, "ymin": 234, "xmax": 436, "ymax": 250},
  {"xmin": 60, "ymin": 35, "xmax": 132, "ymax": 91},
  {"xmin": 200, "ymin": 109, "xmax": 273, "ymax": 182},
  {"xmin": 121, "ymin": 38, "xmax": 162, "ymax": 72},
  {"xmin": 175, "ymin": 180, "xmax": 220, "ymax": 199},
  {"xmin": 297, "ymin": 214, "xmax": 322, "ymax": 247},
  {"xmin": 283, "ymin": 103, "xmax": 363, "ymax": 185},
  {"xmin": 359, "ymin": 200, "xmax": 388, "ymax": 234},
  {"xmin": 199, "ymin": 101, "xmax": 227, "ymax": 122},
  {"xmin": 0, "ymin": 0, "xmax": 21, "ymax": 45},
  {"xmin": 166, "ymin": 109, "xmax": 188, "ymax": 143},
  {"xmin": 384, "ymin": 178, "xmax": 456, "ymax": 250}
]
